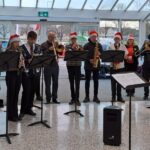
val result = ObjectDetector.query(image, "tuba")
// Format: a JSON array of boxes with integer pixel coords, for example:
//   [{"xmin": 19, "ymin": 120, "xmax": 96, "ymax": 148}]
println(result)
[{"xmin": 93, "ymin": 42, "xmax": 100, "ymax": 68}]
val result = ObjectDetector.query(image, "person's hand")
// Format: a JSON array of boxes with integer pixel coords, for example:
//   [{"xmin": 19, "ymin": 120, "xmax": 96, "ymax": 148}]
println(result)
[
  {"xmin": 90, "ymin": 59, "xmax": 94, "ymax": 64},
  {"xmin": 49, "ymin": 46, "xmax": 54, "ymax": 51},
  {"xmin": 127, "ymin": 56, "xmax": 132, "ymax": 60}
]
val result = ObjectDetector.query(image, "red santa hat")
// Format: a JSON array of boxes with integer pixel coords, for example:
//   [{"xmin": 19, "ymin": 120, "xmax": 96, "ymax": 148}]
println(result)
[
  {"xmin": 89, "ymin": 30, "xmax": 98, "ymax": 37},
  {"xmin": 69, "ymin": 32, "xmax": 77, "ymax": 39},
  {"xmin": 128, "ymin": 34, "xmax": 134, "ymax": 40},
  {"xmin": 114, "ymin": 32, "xmax": 123, "ymax": 40},
  {"xmin": 9, "ymin": 34, "xmax": 20, "ymax": 44}
]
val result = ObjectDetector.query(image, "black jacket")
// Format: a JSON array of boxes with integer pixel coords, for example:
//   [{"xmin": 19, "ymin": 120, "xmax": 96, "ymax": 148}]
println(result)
[{"xmin": 84, "ymin": 39, "xmax": 103, "ymax": 70}]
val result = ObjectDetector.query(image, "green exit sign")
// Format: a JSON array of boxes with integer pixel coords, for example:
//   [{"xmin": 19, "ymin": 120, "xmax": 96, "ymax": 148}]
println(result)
[{"xmin": 38, "ymin": 11, "xmax": 48, "ymax": 17}]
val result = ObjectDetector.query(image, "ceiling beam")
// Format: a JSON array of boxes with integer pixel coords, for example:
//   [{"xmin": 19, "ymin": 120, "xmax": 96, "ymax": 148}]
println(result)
[
  {"xmin": 96, "ymin": 0, "xmax": 103, "ymax": 11},
  {"xmin": 81, "ymin": 0, "xmax": 88, "ymax": 10},
  {"xmin": 138, "ymin": 0, "xmax": 149, "ymax": 12},
  {"xmin": 66, "ymin": 0, "xmax": 72, "ymax": 10},
  {"xmin": 2, "ymin": 0, "xmax": 5, "ymax": 7},
  {"xmin": 19, "ymin": 0, "xmax": 22, "ymax": 7},
  {"xmin": 110, "ymin": 0, "xmax": 119, "ymax": 11},
  {"xmin": 51, "ymin": 0, "xmax": 55, "ymax": 9},
  {"xmin": 143, "ymin": 12, "xmax": 150, "ymax": 21},
  {"xmin": 124, "ymin": 0, "xmax": 135, "ymax": 12},
  {"xmin": 36, "ymin": 0, "xmax": 39, "ymax": 8}
]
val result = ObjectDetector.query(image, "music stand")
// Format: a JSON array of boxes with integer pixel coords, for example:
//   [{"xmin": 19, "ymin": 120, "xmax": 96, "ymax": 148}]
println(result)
[
  {"xmin": 112, "ymin": 72, "xmax": 150, "ymax": 150},
  {"xmin": 64, "ymin": 50, "xmax": 88, "ymax": 117},
  {"xmin": 0, "ymin": 51, "xmax": 20, "ymax": 144},
  {"xmin": 101, "ymin": 50, "xmax": 125, "ymax": 105},
  {"xmin": 28, "ymin": 54, "xmax": 55, "ymax": 128}
]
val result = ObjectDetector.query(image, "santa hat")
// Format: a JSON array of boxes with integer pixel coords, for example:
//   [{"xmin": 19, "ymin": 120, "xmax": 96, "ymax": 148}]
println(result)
[
  {"xmin": 89, "ymin": 30, "xmax": 98, "ymax": 37},
  {"xmin": 114, "ymin": 32, "xmax": 123, "ymax": 40},
  {"xmin": 70, "ymin": 32, "xmax": 77, "ymax": 39},
  {"xmin": 128, "ymin": 34, "xmax": 134, "ymax": 40},
  {"xmin": 9, "ymin": 34, "xmax": 20, "ymax": 44}
]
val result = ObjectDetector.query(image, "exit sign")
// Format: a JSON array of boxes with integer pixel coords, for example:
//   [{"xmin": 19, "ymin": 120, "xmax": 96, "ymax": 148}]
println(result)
[{"xmin": 38, "ymin": 11, "xmax": 48, "ymax": 17}]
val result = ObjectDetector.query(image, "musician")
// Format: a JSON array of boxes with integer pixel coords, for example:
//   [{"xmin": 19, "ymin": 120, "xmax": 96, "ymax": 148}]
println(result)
[
  {"xmin": 83, "ymin": 30, "xmax": 103, "ymax": 103},
  {"xmin": 109, "ymin": 32, "xmax": 128, "ymax": 103},
  {"xmin": 141, "ymin": 34, "xmax": 150, "ymax": 100},
  {"xmin": 125, "ymin": 34, "xmax": 139, "ymax": 96},
  {"xmin": 41, "ymin": 32, "xmax": 64, "ymax": 104},
  {"xmin": 19, "ymin": 31, "xmax": 41, "ymax": 120},
  {"xmin": 6, "ymin": 34, "xmax": 23, "ymax": 122},
  {"xmin": 66, "ymin": 32, "xmax": 83, "ymax": 106}
]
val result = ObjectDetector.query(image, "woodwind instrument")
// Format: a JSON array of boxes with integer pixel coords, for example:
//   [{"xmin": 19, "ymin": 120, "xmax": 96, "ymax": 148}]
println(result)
[
  {"xmin": 17, "ymin": 47, "xmax": 26, "ymax": 70},
  {"xmin": 93, "ymin": 42, "xmax": 100, "ymax": 68},
  {"xmin": 113, "ymin": 43, "xmax": 120, "ymax": 70}
]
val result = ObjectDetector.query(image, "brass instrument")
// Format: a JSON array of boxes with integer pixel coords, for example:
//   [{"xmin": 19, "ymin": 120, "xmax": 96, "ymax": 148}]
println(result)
[
  {"xmin": 93, "ymin": 42, "xmax": 100, "ymax": 68},
  {"xmin": 135, "ymin": 41, "xmax": 150, "ymax": 57}
]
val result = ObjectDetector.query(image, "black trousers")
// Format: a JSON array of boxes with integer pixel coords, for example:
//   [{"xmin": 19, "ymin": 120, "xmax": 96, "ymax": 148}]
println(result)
[
  {"xmin": 21, "ymin": 72, "xmax": 36, "ymax": 113},
  {"xmin": 85, "ymin": 69, "xmax": 99, "ymax": 97},
  {"xmin": 125, "ymin": 64, "xmax": 138, "ymax": 95},
  {"xmin": 67, "ymin": 66, "xmax": 81, "ymax": 100},
  {"xmin": 110, "ymin": 68, "xmax": 124, "ymax": 99},
  {"xmin": 44, "ymin": 64, "xmax": 59, "ymax": 101},
  {"xmin": 6, "ymin": 71, "xmax": 21, "ymax": 119},
  {"xmin": 35, "ymin": 72, "xmax": 41, "ymax": 98},
  {"xmin": 143, "ymin": 69, "xmax": 150, "ymax": 97}
]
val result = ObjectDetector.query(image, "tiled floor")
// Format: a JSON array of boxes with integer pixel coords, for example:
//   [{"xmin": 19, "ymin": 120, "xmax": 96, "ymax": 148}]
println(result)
[{"xmin": 0, "ymin": 102, "xmax": 150, "ymax": 150}]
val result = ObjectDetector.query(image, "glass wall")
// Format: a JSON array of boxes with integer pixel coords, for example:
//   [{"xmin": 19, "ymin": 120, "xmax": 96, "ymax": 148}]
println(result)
[
  {"xmin": 146, "ymin": 21, "xmax": 150, "ymax": 38},
  {"xmin": 121, "ymin": 21, "xmax": 139, "ymax": 44}
]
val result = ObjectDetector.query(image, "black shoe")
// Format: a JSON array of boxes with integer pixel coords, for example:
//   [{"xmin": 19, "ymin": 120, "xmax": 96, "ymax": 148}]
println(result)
[
  {"xmin": 143, "ymin": 96, "xmax": 148, "ymax": 100},
  {"xmin": 93, "ymin": 97, "xmax": 100, "ymax": 103},
  {"xmin": 112, "ymin": 96, "xmax": 116, "ymax": 102},
  {"xmin": 69, "ymin": 99, "xmax": 75, "ymax": 105},
  {"xmin": 25, "ymin": 110, "xmax": 36, "ymax": 116},
  {"xmin": 45, "ymin": 99, "xmax": 51, "ymax": 104},
  {"xmin": 36, "ymin": 96, "xmax": 43, "ymax": 101},
  {"xmin": 83, "ymin": 97, "xmax": 90, "ymax": 103},
  {"xmin": 52, "ymin": 99, "xmax": 60, "ymax": 104},
  {"xmin": 18, "ymin": 113, "xmax": 25, "ymax": 120},
  {"xmin": 8, "ymin": 117, "xmax": 19, "ymax": 122},
  {"xmin": 117, "ymin": 97, "xmax": 125, "ymax": 103},
  {"xmin": 75, "ymin": 100, "xmax": 81, "ymax": 106}
]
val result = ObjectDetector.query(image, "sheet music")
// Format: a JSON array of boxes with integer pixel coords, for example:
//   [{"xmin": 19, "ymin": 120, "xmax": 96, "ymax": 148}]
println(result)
[{"xmin": 112, "ymin": 72, "xmax": 145, "ymax": 88}]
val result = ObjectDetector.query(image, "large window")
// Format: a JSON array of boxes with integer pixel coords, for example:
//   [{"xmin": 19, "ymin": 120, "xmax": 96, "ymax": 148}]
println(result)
[{"xmin": 121, "ymin": 21, "xmax": 139, "ymax": 44}]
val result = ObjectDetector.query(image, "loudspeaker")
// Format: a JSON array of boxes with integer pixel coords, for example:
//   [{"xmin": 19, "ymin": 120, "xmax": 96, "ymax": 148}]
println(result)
[
  {"xmin": 0, "ymin": 99, "xmax": 4, "ymax": 108},
  {"xmin": 103, "ymin": 105, "xmax": 122, "ymax": 146}
]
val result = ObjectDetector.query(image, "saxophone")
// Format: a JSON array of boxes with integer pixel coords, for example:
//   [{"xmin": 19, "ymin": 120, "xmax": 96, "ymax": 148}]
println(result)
[
  {"xmin": 113, "ymin": 43, "xmax": 120, "ymax": 70},
  {"xmin": 93, "ymin": 42, "xmax": 100, "ymax": 68}
]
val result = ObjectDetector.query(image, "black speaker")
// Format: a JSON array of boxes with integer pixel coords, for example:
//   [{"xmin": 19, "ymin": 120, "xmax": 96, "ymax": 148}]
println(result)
[
  {"xmin": 103, "ymin": 105, "xmax": 122, "ymax": 146},
  {"xmin": 0, "ymin": 99, "xmax": 4, "ymax": 108}
]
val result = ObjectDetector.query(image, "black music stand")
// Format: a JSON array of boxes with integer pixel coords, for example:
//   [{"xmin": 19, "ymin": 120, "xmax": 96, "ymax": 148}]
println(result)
[
  {"xmin": 112, "ymin": 72, "xmax": 150, "ymax": 150},
  {"xmin": 0, "ymin": 51, "xmax": 20, "ymax": 144},
  {"xmin": 101, "ymin": 50, "xmax": 125, "ymax": 105},
  {"xmin": 28, "ymin": 54, "xmax": 55, "ymax": 128},
  {"xmin": 64, "ymin": 50, "xmax": 88, "ymax": 117}
]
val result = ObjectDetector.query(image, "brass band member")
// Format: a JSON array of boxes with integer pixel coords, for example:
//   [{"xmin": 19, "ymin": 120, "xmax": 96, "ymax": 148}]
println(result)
[
  {"xmin": 66, "ymin": 32, "xmax": 83, "ymax": 106},
  {"xmin": 83, "ymin": 30, "xmax": 103, "ymax": 103},
  {"xmin": 109, "ymin": 32, "xmax": 128, "ymax": 103},
  {"xmin": 6, "ymin": 34, "xmax": 23, "ymax": 122},
  {"xmin": 141, "ymin": 34, "xmax": 150, "ymax": 100},
  {"xmin": 19, "ymin": 31, "xmax": 41, "ymax": 120},
  {"xmin": 125, "ymin": 34, "xmax": 139, "ymax": 96},
  {"xmin": 41, "ymin": 32, "xmax": 64, "ymax": 104}
]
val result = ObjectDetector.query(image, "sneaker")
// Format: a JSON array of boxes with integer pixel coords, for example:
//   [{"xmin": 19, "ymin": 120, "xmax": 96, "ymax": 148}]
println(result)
[
  {"xmin": 83, "ymin": 97, "xmax": 90, "ymax": 103},
  {"xmin": 52, "ymin": 99, "xmax": 60, "ymax": 104},
  {"xmin": 25, "ymin": 110, "xmax": 36, "ymax": 116},
  {"xmin": 69, "ymin": 99, "xmax": 75, "ymax": 105},
  {"xmin": 18, "ymin": 113, "xmax": 25, "ymax": 120},
  {"xmin": 75, "ymin": 100, "xmax": 81, "ymax": 106}
]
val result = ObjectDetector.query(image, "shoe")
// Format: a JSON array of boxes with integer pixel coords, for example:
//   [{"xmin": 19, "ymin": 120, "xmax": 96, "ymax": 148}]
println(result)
[
  {"xmin": 36, "ymin": 96, "xmax": 43, "ymax": 101},
  {"xmin": 8, "ymin": 117, "xmax": 19, "ymax": 122},
  {"xmin": 117, "ymin": 97, "xmax": 125, "ymax": 103},
  {"xmin": 83, "ymin": 97, "xmax": 90, "ymax": 103},
  {"xmin": 52, "ymin": 99, "xmax": 60, "ymax": 104},
  {"xmin": 18, "ymin": 113, "xmax": 25, "ymax": 120},
  {"xmin": 69, "ymin": 99, "xmax": 75, "ymax": 105},
  {"xmin": 45, "ymin": 99, "xmax": 51, "ymax": 104},
  {"xmin": 75, "ymin": 100, "xmax": 81, "ymax": 106},
  {"xmin": 143, "ymin": 96, "xmax": 148, "ymax": 100},
  {"xmin": 25, "ymin": 110, "xmax": 36, "ymax": 116},
  {"xmin": 93, "ymin": 97, "xmax": 100, "ymax": 103}
]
